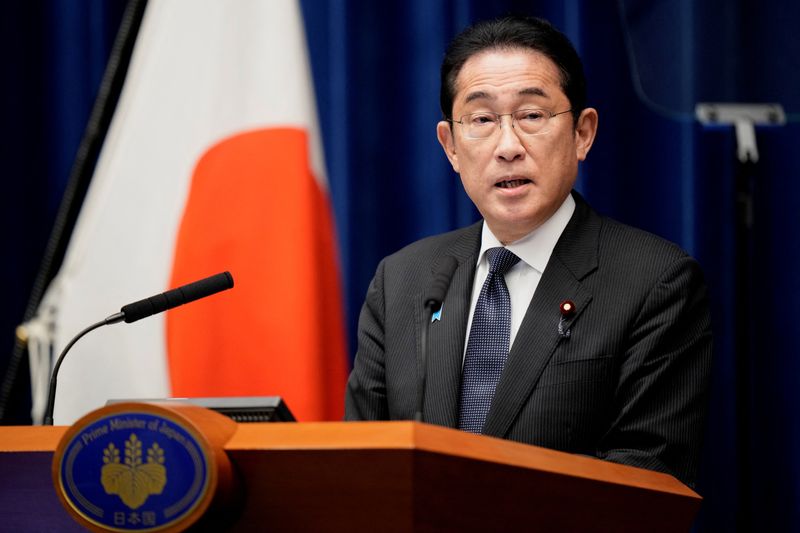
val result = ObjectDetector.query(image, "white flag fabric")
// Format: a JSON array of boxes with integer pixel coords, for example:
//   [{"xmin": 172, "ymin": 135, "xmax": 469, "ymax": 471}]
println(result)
[{"xmin": 29, "ymin": 0, "xmax": 347, "ymax": 425}]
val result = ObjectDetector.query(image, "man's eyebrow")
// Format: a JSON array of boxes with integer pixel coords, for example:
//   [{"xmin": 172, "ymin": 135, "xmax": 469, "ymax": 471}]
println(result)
[
  {"xmin": 519, "ymin": 87, "xmax": 548, "ymax": 98},
  {"xmin": 463, "ymin": 87, "xmax": 549, "ymax": 105},
  {"xmin": 464, "ymin": 91, "xmax": 493, "ymax": 104}
]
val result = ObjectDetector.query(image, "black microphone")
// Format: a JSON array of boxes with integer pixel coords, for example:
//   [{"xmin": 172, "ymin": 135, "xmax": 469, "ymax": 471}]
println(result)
[
  {"xmin": 121, "ymin": 271, "xmax": 233, "ymax": 323},
  {"xmin": 415, "ymin": 257, "xmax": 458, "ymax": 423},
  {"xmin": 42, "ymin": 271, "xmax": 235, "ymax": 425}
]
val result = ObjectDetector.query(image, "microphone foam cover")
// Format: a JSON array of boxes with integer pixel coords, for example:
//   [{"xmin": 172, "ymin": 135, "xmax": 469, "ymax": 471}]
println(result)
[{"xmin": 121, "ymin": 271, "xmax": 234, "ymax": 323}]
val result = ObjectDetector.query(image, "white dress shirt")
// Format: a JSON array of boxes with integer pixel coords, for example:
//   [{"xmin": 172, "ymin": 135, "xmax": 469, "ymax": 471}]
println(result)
[{"xmin": 464, "ymin": 194, "xmax": 576, "ymax": 359}]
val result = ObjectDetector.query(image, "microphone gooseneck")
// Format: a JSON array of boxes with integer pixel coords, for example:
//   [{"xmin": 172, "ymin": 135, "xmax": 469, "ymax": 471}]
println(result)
[
  {"xmin": 415, "ymin": 257, "xmax": 459, "ymax": 423},
  {"xmin": 42, "ymin": 314, "xmax": 122, "ymax": 426},
  {"xmin": 42, "ymin": 271, "xmax": 234, "ymax": 425}
]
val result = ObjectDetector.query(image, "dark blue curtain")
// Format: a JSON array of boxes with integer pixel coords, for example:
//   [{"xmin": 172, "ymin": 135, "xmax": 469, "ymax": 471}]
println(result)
[
  {"xmin": 0, "ymin": 0, "xmax": 128, "ymax": 422},
  {"xmin": 2, "ymin": 1, "xmax": 799, "ymax": 530}
]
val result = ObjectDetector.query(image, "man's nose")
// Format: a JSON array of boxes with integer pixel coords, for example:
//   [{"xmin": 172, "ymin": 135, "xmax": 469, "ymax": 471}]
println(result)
[{"xmin": 494, "ymin": 115, "xmax": 525, "ymax": 161}]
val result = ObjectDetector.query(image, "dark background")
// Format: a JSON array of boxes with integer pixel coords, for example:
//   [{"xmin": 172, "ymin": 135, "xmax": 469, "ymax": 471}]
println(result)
[{"xmin": 2, "ymin": 1, "xmax": 799, "ymax": 531}]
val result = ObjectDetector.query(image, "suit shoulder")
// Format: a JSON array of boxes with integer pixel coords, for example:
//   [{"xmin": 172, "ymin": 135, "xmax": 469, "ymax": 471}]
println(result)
[
  {"xmin": 600, "ymin": 216, "xmax": 688, "ymax": 257},
  {"xmin": 383, "ymin": 223, "xmax": 479, "ymax": 270},
  {"xmin": 597, "ymin": 216, "xmax": 697, "ymax": 280}
]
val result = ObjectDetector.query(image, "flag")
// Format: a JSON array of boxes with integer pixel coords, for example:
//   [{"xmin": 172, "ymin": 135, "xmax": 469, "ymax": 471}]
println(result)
[{"xmin": 28, "ymin": 0, "xmax": 347, "ymax": 424}]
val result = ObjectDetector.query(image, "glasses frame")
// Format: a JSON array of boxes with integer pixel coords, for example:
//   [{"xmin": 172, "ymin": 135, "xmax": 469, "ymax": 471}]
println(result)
[{"xmin": 447, "ymin": 108, "xmax": 573, "ymax": 139}]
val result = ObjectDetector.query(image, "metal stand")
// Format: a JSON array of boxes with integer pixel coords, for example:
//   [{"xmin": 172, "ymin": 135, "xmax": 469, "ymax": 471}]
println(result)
[{"xmin": 696, "ymin": 102, "xmax": 785, "ymax": 533}]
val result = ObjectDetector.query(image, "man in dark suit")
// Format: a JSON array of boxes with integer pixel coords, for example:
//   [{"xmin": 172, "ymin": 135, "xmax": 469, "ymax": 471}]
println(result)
[{"xmin": 345, "ymin": 15, "xmax": 711, "ymax": 487}]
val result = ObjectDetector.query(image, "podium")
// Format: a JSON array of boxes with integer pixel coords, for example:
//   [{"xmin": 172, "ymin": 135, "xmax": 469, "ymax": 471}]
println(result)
[{"xmin": 0, "ymin": 418, "xmax": 701, "ymax": 532}]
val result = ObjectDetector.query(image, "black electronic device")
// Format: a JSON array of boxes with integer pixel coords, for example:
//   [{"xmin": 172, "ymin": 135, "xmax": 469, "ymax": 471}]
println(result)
[{"xmin": 106, "ymin": 396, "xmax": 295, "ymax": 423}]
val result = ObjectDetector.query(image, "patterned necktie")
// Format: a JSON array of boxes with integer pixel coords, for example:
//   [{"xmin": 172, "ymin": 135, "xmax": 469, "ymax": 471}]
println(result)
[{"xmin": 458, "ymin": 247, "xmax": 520, "ymax": 434}]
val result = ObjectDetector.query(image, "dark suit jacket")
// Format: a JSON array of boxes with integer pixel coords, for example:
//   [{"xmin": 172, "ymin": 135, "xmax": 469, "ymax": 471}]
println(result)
[{"xmin": 345, "ymin": 191, "xmax": 711, "ymax": 486}]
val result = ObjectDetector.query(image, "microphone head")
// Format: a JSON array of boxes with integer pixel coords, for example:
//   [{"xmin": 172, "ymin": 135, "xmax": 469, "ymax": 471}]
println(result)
[
  {"xmin": 121, "ymin": 271, "xmax": 234, "ymax": 323},
  {"xmin": 425, "ymin": 256, "xmax": 458, "ymax": 310}
]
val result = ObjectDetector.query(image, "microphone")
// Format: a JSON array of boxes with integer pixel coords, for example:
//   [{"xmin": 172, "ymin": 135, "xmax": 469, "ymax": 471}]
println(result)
[
  {"xmin": 415, "ymin": 257, "xmax": 458, "ymax": 423},
  {"xmin": 120, "ymin": 271, "xmax": 233, "ymax": 323},
  {"xmin": 42, "ymin": 271, "xmax": 234, "ymax": 425}
]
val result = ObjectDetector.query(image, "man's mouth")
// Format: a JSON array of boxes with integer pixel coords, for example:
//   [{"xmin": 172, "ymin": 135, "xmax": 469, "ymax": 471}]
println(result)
[{"xmin": 495, "ymin": 178, "xmax": 531, "ymax": 189}]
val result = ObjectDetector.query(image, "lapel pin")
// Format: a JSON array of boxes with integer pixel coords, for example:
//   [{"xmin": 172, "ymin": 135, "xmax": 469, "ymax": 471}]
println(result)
[
  {"xmin": 431, "ymin": 306, "xmax": 443, "ymax": 322},
  {"xmin": 558, "ymin": 300, "xmax": 575, "ymax": 338}
]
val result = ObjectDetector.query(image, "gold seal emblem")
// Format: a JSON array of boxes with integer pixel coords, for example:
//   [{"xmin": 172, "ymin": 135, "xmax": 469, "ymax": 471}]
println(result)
[
  {"xmin": 54, "ymin": 403, "xmax": 236, "ymax": 531},
  {"xmin": 101, "ymin": 433, "xmax": 167, "ymax": 509}
]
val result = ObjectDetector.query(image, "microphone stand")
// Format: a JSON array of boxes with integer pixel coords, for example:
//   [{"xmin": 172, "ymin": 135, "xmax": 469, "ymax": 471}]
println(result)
[
  {"xmin": 42, "ymin": 313, "xmax": 124, "ymax": 426},
  {"xmin": 414, "ymin": 257, "xmax": 458, "ymax": 423},
  {"xmin": 415, "ymin": 302, "xmax": 437, "ymax": 423}
]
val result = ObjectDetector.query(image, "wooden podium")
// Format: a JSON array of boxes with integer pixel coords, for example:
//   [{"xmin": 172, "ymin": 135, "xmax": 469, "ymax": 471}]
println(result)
[{"xmin": 0, "ymin": 419, "xmax": 700, "ymax": 532}]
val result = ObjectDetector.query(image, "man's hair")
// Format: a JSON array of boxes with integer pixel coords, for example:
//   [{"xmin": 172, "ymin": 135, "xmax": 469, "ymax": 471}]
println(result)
[{"xmin": 440, "ymin": 15, "xmax": 586, "ymax": 124}]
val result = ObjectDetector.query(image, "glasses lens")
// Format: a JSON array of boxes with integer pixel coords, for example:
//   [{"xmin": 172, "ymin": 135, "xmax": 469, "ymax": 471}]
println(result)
[
  {"xmin": 463, "ymin": 112, "xmax": 498, "ymax": 139},
  {"xmin": 513, "ymin": 109, "xmax": 548, "ymax": 135},
  {"xmin": 458, "ymin": 109, "xmax": 565, "ymax": 138}
]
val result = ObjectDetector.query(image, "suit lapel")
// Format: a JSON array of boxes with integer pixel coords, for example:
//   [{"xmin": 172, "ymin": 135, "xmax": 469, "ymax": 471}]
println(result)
[
  {"xmin": 482, "ymin": 192, "xmax": 602, "ymax": 438},
  {"xmin": 421, "ymin": 223, "xmax": 481, "ymax": 428}
]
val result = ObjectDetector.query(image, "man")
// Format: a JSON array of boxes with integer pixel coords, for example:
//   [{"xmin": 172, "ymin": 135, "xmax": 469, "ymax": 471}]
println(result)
[{"xmin": 345, "ymin": 15, "xmax": 711, "ymax": 487}]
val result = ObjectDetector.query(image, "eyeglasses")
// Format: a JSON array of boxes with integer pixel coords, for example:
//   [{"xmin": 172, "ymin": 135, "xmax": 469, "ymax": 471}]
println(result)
[{"xmin": 448, "ymin": 108, "xmax": 573, "ymax": 139}]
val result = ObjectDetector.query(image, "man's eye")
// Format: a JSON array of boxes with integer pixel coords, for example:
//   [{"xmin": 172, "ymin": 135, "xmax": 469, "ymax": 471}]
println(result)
[
  {"xmin": 518, "ymin": 110, "xmax": 545, "ymax": 121},
  {"xmin": 470, "ymin": 114, "xmax": 497, "ymax": 125}
]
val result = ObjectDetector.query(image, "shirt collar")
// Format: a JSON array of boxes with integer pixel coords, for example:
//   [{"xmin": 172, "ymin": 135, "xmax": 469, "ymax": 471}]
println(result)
[{"xmin": 478, "ymin": 193, "xmax": 576, "ymax": 273}]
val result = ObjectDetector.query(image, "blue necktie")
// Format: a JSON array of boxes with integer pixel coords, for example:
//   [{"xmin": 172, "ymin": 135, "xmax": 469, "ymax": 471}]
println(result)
[{"xmin": 458, "ymin": 247, "xmax": 520, "ymax": 434}]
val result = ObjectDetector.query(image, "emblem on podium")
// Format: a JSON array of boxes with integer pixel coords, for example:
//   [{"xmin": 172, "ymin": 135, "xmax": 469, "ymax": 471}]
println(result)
[{"xmin": 52, "ymin": 403, "xmax": 232, "ymax": 532}]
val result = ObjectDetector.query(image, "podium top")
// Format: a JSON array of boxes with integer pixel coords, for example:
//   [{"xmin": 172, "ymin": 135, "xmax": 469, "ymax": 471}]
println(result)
[
  {"xmin": 1, "ymin": 420, "xmax": 696, "ymax": 500},
  {"xmin": 227, "ymin": 420, "xmax": 698, "ymax": 499},
  {"xmin": 1, "ymin": 425, "xmax": 67, "ymax": 451}
]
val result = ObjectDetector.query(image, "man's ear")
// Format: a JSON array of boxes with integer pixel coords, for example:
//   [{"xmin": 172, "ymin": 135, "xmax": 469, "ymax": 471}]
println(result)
[
  {"xmin": 437, "ymin": 121, "xmax": 460, "ymax": 173},
  {"xmin": 574, "ymin": 108, "xmax": 598, "ymax": 161}
]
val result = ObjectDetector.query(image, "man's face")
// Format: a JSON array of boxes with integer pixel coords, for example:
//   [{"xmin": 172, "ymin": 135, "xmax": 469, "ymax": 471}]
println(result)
[{"xmin": 437, "ymin": 48, "xmax": 597, "ymax": 244}]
